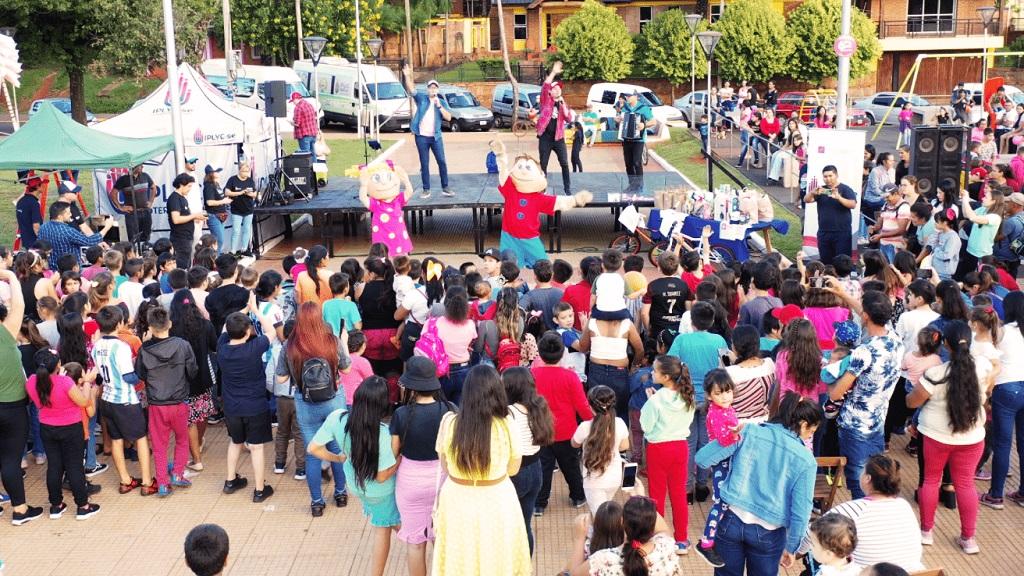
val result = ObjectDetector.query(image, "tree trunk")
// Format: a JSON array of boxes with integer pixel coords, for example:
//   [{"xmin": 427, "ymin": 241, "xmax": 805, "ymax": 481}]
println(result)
[
  {"xmin": 495, "ymin": 0, "xmax": 519, "ymax": 124},
  {"xmin": 444, "ymin": 12, "xmax": 450, "ymax": 66},
  {"xmin": 67, "ymin": 64, "xmax": 87, "ymax": 125},
  {"xmin": 404, "ymin": 0, "xmax": 414, "ymax": 115}
]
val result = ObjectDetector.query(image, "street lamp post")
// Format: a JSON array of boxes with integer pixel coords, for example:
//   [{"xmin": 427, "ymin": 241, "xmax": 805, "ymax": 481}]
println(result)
[
  {"xmin": 978, "ymin": 6, "xmax": 997, "ymax": 86},
  {"xmin": 365, "ymin": 37, "xmax": 384, "ymax": 164},
  {"xmin": 303, "ymin": 36, "xmax": 327, "ymax": 105},
  {"xmin": 684, "ymin": 14, "xmax": 702, "ymax": 126},
  {"xmin": 697, "ymin": 31, "xmax": 722, "ymax": 191}
]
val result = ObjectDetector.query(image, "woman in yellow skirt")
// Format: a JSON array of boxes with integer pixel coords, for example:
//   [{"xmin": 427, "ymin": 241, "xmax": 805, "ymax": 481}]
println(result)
[{"xmin": 433, "ymin": 365, "xmax": 532, "ymax": 575}]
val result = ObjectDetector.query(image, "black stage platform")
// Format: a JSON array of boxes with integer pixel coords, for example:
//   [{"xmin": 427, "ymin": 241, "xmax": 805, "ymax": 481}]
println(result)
[{"xmin": 253, "ymin": 172, "xmax": 686, "ymax": 256}]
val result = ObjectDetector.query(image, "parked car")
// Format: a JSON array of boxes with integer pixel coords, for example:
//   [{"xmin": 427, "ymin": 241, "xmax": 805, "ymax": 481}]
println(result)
[
  {"xmin": 201, "ymin": 59, "xmax": 325, "ymax": 131},
  {"xmin": 29, "ymin": 98, "xmax": 97, "ymax": 124},
  {"xmin": 774, "ymin": 90, "xmax": 869, "ymax": 127},
  {"xmin": 294, "ymin": 57, "xmax": 410, "ymax": 131},
  {"xmin": 587, "ymin": 82, "xmax": 683, "ymax": 126},
  {"xmin": 672, "ymin": 91, "xmax": 712, "ymax": 125},
  {"xmin": 852, "ymin": 92, "xmax": 937, "ymax": 125},
  {"xmin": 417, "ymin": 84, "xmax": 492, "ymax": 131},
  {"xmin": 491, "ymin": 83, "xmax": 542, "ymax": 128}
]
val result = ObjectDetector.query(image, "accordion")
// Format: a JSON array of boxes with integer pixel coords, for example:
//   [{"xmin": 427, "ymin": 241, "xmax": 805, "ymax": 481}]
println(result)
[{"xmin": 619, "ymin": 112, "xmax": 644, "ymax": 141}]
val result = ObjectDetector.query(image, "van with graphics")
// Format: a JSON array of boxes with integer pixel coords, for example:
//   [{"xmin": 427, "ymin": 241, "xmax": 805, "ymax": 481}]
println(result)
[
  {"xmin": 293, "ymin": 57, "xmax": 412, "ymax": 131},
  {"xmin": 200, "ymin": 59, "xmax": 323, "ymax": 132}
]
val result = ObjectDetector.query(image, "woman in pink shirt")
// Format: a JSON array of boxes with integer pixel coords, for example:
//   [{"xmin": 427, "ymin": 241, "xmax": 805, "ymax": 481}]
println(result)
[
  {"xmin": 435, "ymin": 285, "xmax": 477, "ymax": 405},
  {"xmin": 25, "ymin": 349, "xmax": 101, "ymax": 519},
  {"xmin": 802, "ymin": 286, "xmax": 851, "ymax": 351},
  {"xmin": 813, "ymin": 106, "xmax": 832, "ymax": 129},
  {"xmin": 773, "ymin": 319, "xmax": 825, "ymax": 410}
]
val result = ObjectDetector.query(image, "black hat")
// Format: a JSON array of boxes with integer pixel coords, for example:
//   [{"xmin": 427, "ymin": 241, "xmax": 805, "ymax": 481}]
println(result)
[
  {"xmin": 204, "ymin": 164, "xmax": 223, "ymax": 175},
  {"xmin": 480, "ymin": 247, "xmax": 501, "ymax": 261},
  {"xmin": 399, "ymin": 356, "xmax": 441, "ymax": 392}
]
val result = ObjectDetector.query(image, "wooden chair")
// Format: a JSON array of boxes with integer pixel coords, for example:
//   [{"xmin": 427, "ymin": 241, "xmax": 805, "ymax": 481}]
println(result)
[
  {"xmin": 910, "ymin": 569, "xmax": 945, "ymax": 576},
  {"xmin": 814, "ymin": 456, "xmax": 847, "ymax": 514}
]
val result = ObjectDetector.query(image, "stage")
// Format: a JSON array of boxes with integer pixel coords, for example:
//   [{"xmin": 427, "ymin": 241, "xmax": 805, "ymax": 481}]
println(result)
[{"xmin": 253, "ymin": 171, "xmax": 687, "ymax": 257}]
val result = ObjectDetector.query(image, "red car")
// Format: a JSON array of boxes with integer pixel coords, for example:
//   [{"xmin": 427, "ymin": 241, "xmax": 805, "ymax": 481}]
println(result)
[{"xmin": 773, "ymin": 90, "xmax": 869, "ymax": 127}]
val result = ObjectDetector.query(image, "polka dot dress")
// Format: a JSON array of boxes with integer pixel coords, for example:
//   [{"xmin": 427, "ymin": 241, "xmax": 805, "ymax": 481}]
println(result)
[{"xmin": 369, "ymin": 194, "xmax": 413, "ymax": 255}]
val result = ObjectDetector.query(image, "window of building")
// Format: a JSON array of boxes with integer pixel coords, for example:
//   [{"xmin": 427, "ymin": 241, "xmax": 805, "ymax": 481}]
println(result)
[
  {"xmin": 906, "ymin": 0, "xmax": 956, "ymax": 33},
  {"xmin": 639, "ymin": 7, "xmax": 653, "ymax": 31},
  {"xmin": 514, "ymin": 13, "xmax": 527, "ymax": 41},
  {"xmin": 464, "ymin": 0, "xmax": 487, "ymax": 18},
  {"xmin": 249, "ymin": 43, "xmax": 262, "ymax": 60},
  {"xmin": 710, "ymin": 5, "xmax": 725, "ymax": 23}
]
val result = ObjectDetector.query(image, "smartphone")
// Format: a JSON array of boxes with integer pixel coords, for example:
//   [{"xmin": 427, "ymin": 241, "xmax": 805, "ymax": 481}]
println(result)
[
  {"xmin": 622, "ymin": 462, "xmax": 639, "ymax": 490},
  {"xmin": 917, "ymin": 269, "xmax": 934, "ymax": 280},
  {"xmin": 813, "ymin": 276, "xmax": 827, "ymax": 289}
]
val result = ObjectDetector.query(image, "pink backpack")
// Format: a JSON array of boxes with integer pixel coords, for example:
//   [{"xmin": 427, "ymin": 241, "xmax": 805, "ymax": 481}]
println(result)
[{"xmin": 414, "ymin": 317, "xmax": 450, "ymax": 377}]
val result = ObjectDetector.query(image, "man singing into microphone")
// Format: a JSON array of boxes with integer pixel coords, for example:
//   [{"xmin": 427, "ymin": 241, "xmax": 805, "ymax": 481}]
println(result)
[
  {"xmin": 535, "ymin": 61, "xmax": 573, "ymax": 195},
  {"xmin": 403, "ymin": 64, "xmax": 454, "ymax": 198}
]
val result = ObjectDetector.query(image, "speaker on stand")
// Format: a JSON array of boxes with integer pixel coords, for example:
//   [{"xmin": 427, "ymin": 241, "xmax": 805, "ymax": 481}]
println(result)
[{"xmin": 909, "ymin": 125, "xmax": 967, "ymax": 196}]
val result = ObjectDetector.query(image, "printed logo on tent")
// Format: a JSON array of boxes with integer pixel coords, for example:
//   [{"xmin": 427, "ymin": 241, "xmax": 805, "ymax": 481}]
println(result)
[
  {"xmin": 164, "ymin": 74, "xmax": 193, "ymax": 107},
  {"xmin": 194, "ymin": 128, "xmax": 204, "ymax": 145}
]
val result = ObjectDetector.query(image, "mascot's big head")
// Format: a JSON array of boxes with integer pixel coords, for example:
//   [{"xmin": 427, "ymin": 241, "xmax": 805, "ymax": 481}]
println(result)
[
  {"xmin": 510, "ymin": 154, "xmax": 548, "ymax": 193},
  {"xmin": 358, "ymin": 160, "xmax": 405, "ymax": 201}
]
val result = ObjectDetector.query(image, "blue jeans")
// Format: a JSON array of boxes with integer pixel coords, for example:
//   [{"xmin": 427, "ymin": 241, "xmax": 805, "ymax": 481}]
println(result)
[
  {"xmin": 413, "ymin": 134, "xmax": 449, "ymax": 191},
  {"xmin": 687, "ymin": 407, "xmax": 710, "ymax": 491},
  {"xmin": 229, "ymin": 213, "xmax": 253, "ymax": 254},
  {"xmin": 879, "ymin": 243, "xmax": 897, "ymax": 263},
  {"xmin": 440, "ymin": 363, "xmax": 471, "ymax": 406},
  {"xmin": 510, "ymin": 457, "xmax": 542, "ymax": 555},
  {"xmin": 714, "ymin": 509, "xmax": 787, "ymax": 576},
  {"xmin": 587, "ymin": 363, "xmax": 629, "ymax": 422},
  {"xmin": 293, "ymin": 394, "xmax": 348, "ymax": 504},
  {"xmin": 207, "ymin": 214, "xmax": 226, "ymax": 254},
  {"xmin": 989, "ymin": 381, "xmax": 1024, "ymax": 497},
  {"xmin": 26, "ymin": 404, "xmax": 44, "ymax": 457},
  {"xmin": 839, "ymin": 426, "xmax": 884, "ymax": 499},
  {"xmin": 737, "ymin": 131, "xmax": 751, "ymax": 165},
  {"xmin": 297, "ymin": 135, "xmax": 316, "ymax": 153},
  {"xmin": 84, "ymin": 413, "xmax": 98, "ymax": 469}
]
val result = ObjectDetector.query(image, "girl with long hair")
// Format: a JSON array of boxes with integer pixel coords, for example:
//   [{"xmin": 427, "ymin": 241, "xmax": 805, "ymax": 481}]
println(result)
[
  {"xmin": 640, "ymin": 355, "xmax": 696, "ymax": 553},
  {"xmin": 908, "ymin": 320, "xmax": 991, "ymax": 554},
  {"xmin": 928, "ymin": 280, "xmax": 970, "ymax": 361},
  {"xmin": 358, "ymin": 256, "xmax": 401, "ymax": 378},
  {"xmin": 275, "ymin": 301, "xmax": 352, "ymax": 516},
  {"xmin": 24, "ymin": 349, "xmax": 101, "ymax": 520},
  {"xmin": 960, "ymin": 186, "xmax": 1006, "ymax": 278},
  {"xmin": 295, "ymin": 245, "xmax": 331, "ymax": 305},
  {"xmin": 18, "ymin": 318, "xmax": 51, "ymax": 465},
  {"xmin": 15, "ymin": 250, "xmax": 56, "ymax": 322},
  {"xmin": 391, "ymin": 356, "xmax": 455, "ymax": 576},
  {"xmin": 492, "ymin": 287, "xmax": 540, "ymax": 369},
  {"xmin": 982, "ymin": 291, "xmax": 1024, "ymax": 509},
  {"xmin": 565, "ymin": 500, "xmax": 626, "ymax": 573},
  {"xmin": 725, "ymin": 325, "xmax": 775, "ymax": 423},
  {"xmin": 503, "ymin": 367, "xmax": 554, "ymax": 555},
  {"xmin": 436, "ymin": 285, "xmax": 477, "ymax": 405},
  {"xmin": 339, "ymin": 258, "xmax": 365, "ymax": 301},
  {"xmin": 56, "ymin": 309, "xmax": 102, "ymax": 466},
  {"xmin": 169, "ymin": 289, "xmax": 219, "ymax": 471},
  {"xmin": 309, "ymin": 376, "xmax": 399, "ymax": 576},
  {"xmin": 432, "ymin": 365, "xmax": 531, "ymax": 575},
  {"xmin": 774, "ymin": 318, "xmax": 824, "ymax": 404},
  {"xmin": 572, "ymin": 385, "xmax": 630, "ymax": 515},
  {"xmin": 572, "ymin": 495, "xmax": 678, "ymax": 576}
]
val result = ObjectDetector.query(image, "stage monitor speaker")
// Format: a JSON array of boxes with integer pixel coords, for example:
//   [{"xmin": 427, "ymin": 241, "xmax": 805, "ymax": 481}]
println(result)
[
  {"xmin": 283, "ymin": 152, "xmax": 313, "ymax": 196},
  {"xmin": 265, "ymin": 80, "xmax": 289, "ymax": 118},
  {"xmin": 910, "ymin": 125, "xmax": 966, "ymax": 195}
]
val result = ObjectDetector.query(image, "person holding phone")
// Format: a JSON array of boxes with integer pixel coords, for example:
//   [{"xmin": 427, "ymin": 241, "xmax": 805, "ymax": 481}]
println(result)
[
  {"xmin": 224, "ymin": 162, "xmax": 257, "ymax": 256},
  {"xmin": 167, "ymin": 173, "xmax": 207, "ymax": 269},
  {"xmin": 804, "ymin": 165, "xmax": 857, "ymax": 265}
]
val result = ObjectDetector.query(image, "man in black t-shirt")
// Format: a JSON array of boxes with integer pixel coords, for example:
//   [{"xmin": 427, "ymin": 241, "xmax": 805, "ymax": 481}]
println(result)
[
  {"xmin": 112, "ymin": 165, "xmax": 157, "ymax": 244},
  {"xmin": 641, "ymin": 251, "xmax": 691, "ymax": 346},
  {"xmin": 206, "ymin": 253, "xmax": 251, "ymax": 333},
  {"xmin": 15, "ymin": 182, "xmax": 43, "ymax": 248},
  {"xmin": 167, "ymin": 173, "xmax": 208, "ymax": 269},
  {"xmin": 805, "ymin": 165, "xmax": 858, "ymax": 265}
]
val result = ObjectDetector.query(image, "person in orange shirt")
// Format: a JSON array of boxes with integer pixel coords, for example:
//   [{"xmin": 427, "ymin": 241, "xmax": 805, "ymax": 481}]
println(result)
[{"xmin": 295, "ymin": 245, "xmax": 332, "ymax": 305}]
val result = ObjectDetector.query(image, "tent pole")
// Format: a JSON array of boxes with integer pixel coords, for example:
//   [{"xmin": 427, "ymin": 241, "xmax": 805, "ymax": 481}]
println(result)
[{"xmin": 162, "ymin": 0, "xmax": 186, "ymax": 172}]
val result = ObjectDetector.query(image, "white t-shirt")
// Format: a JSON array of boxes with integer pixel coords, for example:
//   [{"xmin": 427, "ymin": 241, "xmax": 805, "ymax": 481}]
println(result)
[
  {"xmin": 594, "ymin": 272, "xmax": 626, "ymax": 313},
  {"xmin": 919, "ymin": 359, "xmax": 991, "ymax": 445},
  {"xmin": 509, "ymin": 403, "xmax": 541, "ymax": 457},
  {"xmin": 818, "ymin": 563, "xmax": 864, "ymax": 576},
  {"xmin": 119, "ymin": 280, "xmax": 145, "ymax": 322},
  {"xmin": 572, "ymin": 417, "xmax": 629, "ymax": 488},
  {"xmin": 997, "ymin": 323, "xmax": 1024, "ymax": 384},
  {"xmin": 894, "ymin": 307, "xmax": 939, "ymax": 356},
  {"xmin": 418, "ymin": 98, "xmax": 437, "ymax": 137},
  {"xmin": 801, "ymin": 497, "xmax": 924, "ymax": 572},
  {"xmin": 401, "ymin": 286, "xmax": 431, "ymax": 325}
]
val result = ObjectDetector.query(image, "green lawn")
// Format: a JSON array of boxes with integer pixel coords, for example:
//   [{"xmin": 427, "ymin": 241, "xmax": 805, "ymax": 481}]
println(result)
[
  {"xmin": 435, "ymin": 60, "xmax": 521, "ymax": 83},
  {"xmin": 281, "ymin": 138, "xmax": 395, "ymax": 176},
  {"xmin": 653, "ymin": 128, "xmax": 803, "ymax": 259},
  {"xmin": 11, "ymin": 67, "xmax": 162, "ymax": 115}
]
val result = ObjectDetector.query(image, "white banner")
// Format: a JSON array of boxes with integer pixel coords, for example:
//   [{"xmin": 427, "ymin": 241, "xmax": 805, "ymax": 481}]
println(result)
[{"xmin": 803, "ymin": 128, "xmax": 866, "ymax": 257}]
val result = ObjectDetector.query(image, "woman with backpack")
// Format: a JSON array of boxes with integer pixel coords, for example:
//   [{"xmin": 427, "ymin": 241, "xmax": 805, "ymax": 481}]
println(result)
[
  {"xmin": 434, "ymin": 286, "xmax": 477, "ymax": 405},
  {"xmin": 275, "ymin": 301, "xmax": 352, "ymax": 517},
  {"xmin": 492, "ymin": 288, "xmax": 539, "ymax": 372},
  {"xmin": 390, "ymin": 356, "xmax": 455, "ymax": 576}
]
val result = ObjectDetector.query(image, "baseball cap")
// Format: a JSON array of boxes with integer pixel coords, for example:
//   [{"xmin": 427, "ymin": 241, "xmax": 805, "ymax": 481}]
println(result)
[
  {"xmin": 881, "ymin": 182, "xmax": 900, "ymax": 196},
  {"xmin": 1009, "ymin": 192, "xmax": 1024, "ymax": 207},
  {"xmin": 480, "ymin": 247, "xmax": 501, "ymax": 261},
  {"xmin": 426, "ymin": 79, "xmax": 440, "ymax": 88},
  {"xmin": 290, "ymin": 92, "xmax": 303, "ymax": 102},
  {"xmin": 185, "ymin": 157, "xmax": 199, "ymax": 165},
  {"xmin": 771, "ymin": 304, "xmax": 805, "ymax": 326},
  {"xmin": 833, "ymin": 319, "xmax": 861, "ymax": 348},
  {"xmin": 59, "ymin": 181, "xmax": 82, "ymax": 195}
]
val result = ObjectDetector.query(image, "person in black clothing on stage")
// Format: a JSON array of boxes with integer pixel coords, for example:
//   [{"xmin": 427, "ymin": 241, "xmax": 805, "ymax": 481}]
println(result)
[
  {"xmin": 804, "ymin": 165, "xmax": 858, "ymax": 265},
  {"xmin": 167, "ymin": 173, "xmax": 207, "ymax": 269},
  {"xmin": 112, "ymin": 165, "xmax": 156, "ymax": 245},
  {"xmin": 535, "ymin": 61, "xmax": 573, "ymax": 194},
  {"xmin": 570, "ymin": 117, "xmax": 585, "ymax": 173}
]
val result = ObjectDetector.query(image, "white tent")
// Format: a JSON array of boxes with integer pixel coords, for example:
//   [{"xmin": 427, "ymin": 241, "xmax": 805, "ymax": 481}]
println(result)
[{"xmin": 92, "ymin": 63, "xmax": 279, "ymax": 240}]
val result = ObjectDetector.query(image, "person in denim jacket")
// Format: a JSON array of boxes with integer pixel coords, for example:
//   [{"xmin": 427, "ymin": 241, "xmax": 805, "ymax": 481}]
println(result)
[{"xmin": 696, "ymin": 393, "xmax": 820, "ymax": 575}]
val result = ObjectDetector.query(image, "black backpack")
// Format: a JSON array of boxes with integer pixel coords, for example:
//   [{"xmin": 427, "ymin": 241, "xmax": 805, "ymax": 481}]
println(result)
[{"xmin": 299, "ymin": 357, "xmax": 336, "ymax": 403}]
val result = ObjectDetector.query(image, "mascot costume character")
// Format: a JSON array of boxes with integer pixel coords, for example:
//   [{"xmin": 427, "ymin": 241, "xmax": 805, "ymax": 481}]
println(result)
[
  {"xmin": 490, "ymin": 140, "xmax": 592, "ymax": 267},
  {"xmin": 356, "ymin": 160, "xmax": 415, "ymax": 256}
]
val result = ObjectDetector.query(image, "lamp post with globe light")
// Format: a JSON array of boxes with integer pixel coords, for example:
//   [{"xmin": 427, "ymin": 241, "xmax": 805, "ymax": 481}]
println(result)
[
  {"xmin": 697, "ymin": 31, "xmax": 722, "ymax": 190},
  {"xmin": 977, "ymin": 6, "xmax": 997, "ymax": 86},
  {"xmin": 302, "ymin": 36, "xmax": 327, "ymax": 104},
  {"xmin": 684, "ymin": 13, "xmax": 702, "ymax": 126}
]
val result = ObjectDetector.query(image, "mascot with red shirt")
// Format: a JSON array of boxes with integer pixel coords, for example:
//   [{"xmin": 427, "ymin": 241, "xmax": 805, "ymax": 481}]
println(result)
[{"xmin": 490, "ymin": 140, "xmax": 592, "ymax": 267}]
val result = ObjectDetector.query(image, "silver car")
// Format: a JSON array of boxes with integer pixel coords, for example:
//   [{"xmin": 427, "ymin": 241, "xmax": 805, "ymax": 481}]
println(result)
[
  {"xmin": 852, "ymin": 92, "xmax": 933, "ymax": 125},
  {"xmin": 415, "ymin": 84, "xmax": 494, "ymax": 132}
]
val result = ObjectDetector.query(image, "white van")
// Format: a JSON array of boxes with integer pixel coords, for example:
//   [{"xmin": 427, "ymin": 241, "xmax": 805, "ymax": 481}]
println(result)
[
  {"xmin": 294, "ymin": 57, "xmax": 412, "ymax": 131},
  {"xmin": 586, "ymin": 82, "xmax": 683, "ymax": 126},
  {"xmin": 200, "ymin": 59, "xmax": 323, "ymax": 131}
]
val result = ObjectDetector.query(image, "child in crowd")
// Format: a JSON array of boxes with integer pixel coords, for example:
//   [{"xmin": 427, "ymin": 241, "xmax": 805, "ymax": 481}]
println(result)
[
  {"xmin": 271, "ymin": 321, "xmax": 306, "ymax": 481},
  {"xmin": 81, "ymin": 245, "xmax": 106, "ymax": 281},
  {"xmin": 119, "ymin": 258, "xmax": 146, "ymax": 322},
  {"xmin": 592, "ymin": 249, "xmax": 628, "ymax": 321},
  {"xmin": 571, "ymin": 385, "xmax": 629, "ymax": 514},
  {"xmin": 184, "ymin": 524, "xmax": 230, "ymax": 576},
  {"xmin": 91, "ymin": 305, "xmax": 155, "ymax": 495},
  {"xmin": 696, "ymin": 369, "xmax": 739, "ymax": 568},
  {"xmin": 322, "ymin": 272, "xmax": 362, "ymax": 335},
  {"xmin": 760, "ymin": 311, "xmax": 782, "ymax": 355},
  {"xmin": 552, "ymin": 259, "xmax": 574, "ymax": 289},
  {"xmin": 808, "ymin": 514, "xmax": 862, "ymax": 576},
  {"xmin": 929, "ymin": 209, "xmax": 961, "ymax": 281},
  {"xmin": 35, "ymin": 296, "xmax": 60, "ymax": 347},
  {"xmin": 58, "ymin": 271, "xmax": 81, "ymax": 299},
  {"xmin": 136, "ymin": 307, "xmax": 198, "ymax": 497},
  {"xmin": 238, "ymin": 267, "xmax": 259, "ymax": 291},
  {"xmin": 641, "ymin": 354, "xmax": 696, "ymax": 554},
  {"xmin": 551, "ymin": 302, "xmax": 586, "ymax": 381},
  {"xmin": 498, "ymin": 260, "xmax": 526, "ymax": 297},
  {"xmin": 157, "ymin": 252, "xmax": 177, "ymax": 294},
  {"xmin": 218, "ymin": 300, "xmax": 278, "ymax": 503},
  {"xmin": 103, "ymin": 250, "xmax": 126, "ymax": 296},
  {"xmin": 340, "ymin": 330, "xmax": 374, "ymax": 404},
  {"xmin": 627, "ymin": 331, "xmax": 671, "ymax": 469},
  {"xmin": 969, "ymin": 306, "xmax": 1002, "ymax": 480},
  {"xmin": 480, "ymin": 248, "xmax": 503, "ymax": 293},
  {"xmin": 470, "ymin": 279, "xmax": 497, "ymax": 321},
  {"xmin": 393, "ymin": 255, "xmax": 415, "ymax": 310},
  {"xmin": 289, "ymin": 247, "xmax": 308, "ymax": 283}
]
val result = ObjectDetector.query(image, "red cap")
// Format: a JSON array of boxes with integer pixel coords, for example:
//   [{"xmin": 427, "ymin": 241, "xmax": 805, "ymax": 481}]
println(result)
[
  {"xmin": 771, "ymin": 304, "xmax": 805, "ymax": 326},
  {"xmin": 290, "ymin": 92, "xmax": 303, "ymax": 102}
]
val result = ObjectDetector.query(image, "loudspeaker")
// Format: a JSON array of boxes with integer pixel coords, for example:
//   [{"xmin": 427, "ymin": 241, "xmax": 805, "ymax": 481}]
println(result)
[
  {"xmin": 910, "ymin": 125, "xmax": 967, "ymax": 195},
  {"xmin": 282, "ymin": 152, "xmax": 313, "ymax": 197},
  {"xmin": 265, "ymin": 80, "xmax": 289, "ymax": 118}
]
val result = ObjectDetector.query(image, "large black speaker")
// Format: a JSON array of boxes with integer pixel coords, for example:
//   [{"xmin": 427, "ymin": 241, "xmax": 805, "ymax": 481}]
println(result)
[
  {"xmin": 910, "ymin": 125, "xmax": 967, "ymax": 195},
  {"xmin": 282, "ymin": 152, "xmax": 313, "ymax": 196},
  {"xmin": 265, "ymin": 80, "xmax": 289, "ymax": 118}
]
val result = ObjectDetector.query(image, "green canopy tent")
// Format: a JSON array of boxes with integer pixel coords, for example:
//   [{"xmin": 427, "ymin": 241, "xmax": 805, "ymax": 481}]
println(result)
[{"xmin": 0, "ymin": 102, "xmax": 174, "ymax": 170}]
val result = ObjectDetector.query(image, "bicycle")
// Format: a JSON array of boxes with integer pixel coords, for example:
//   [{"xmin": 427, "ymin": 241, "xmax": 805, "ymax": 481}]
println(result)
[
  {"xmin": 609, "ymin": 216, "xmax": 738, "ymax": 265},
  {"xmin": 512, "ymin": 115, "xmax": 537, "ymax": 137}
]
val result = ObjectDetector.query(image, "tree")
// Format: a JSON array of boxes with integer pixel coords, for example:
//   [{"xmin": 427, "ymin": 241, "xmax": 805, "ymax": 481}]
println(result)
[
  {"xmin": 553, "ymin": 0, "xmax": 633, "ymax": 81},
  {"xmin": 712, "ymin": 0, "xmax": 792, "ymax": 82},
  {"xmin": 786, "ymin": 0, "xmax": 881, "ymax": 84},
  {"xmin": 637, "ymin": 10, "xmax": 707, "ymax": 95}
]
